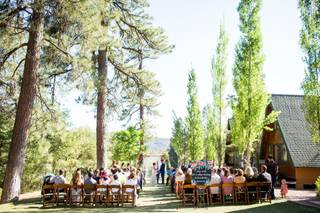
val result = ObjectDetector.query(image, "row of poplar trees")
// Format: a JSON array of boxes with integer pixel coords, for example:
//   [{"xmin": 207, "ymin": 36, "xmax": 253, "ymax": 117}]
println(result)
[
  {"xmin": 0, "ymin": 0, "xmax": 172, "ymax": 203},
  {"xmin": 170, "ymin": 0, "xmax": 280, "ymax": 167},
  {"xmin": 170, "ymin": 0, "xmax": 320, "ymax": 168}
]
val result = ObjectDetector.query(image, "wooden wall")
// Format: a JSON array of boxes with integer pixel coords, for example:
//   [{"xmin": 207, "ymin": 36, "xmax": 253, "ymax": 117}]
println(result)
[{"xmin": 295, "ymin": 168, "xmax": 320, "ymax": 189}]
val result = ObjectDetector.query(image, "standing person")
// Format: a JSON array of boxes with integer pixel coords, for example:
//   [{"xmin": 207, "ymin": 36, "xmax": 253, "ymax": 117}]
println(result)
[
  {"xmin": 151, "ymin": 162, "xmax": 158, "ymax": 186},
  {"xmin": 265, "ymin": 155, "xmax": 278, "ymax": 199},
  {"xmin": 159, "ymin": 159, "xmax": 166, "ymax": 184}
]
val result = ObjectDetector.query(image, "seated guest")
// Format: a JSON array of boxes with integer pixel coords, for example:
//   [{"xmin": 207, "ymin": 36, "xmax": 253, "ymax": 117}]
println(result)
[
  {"xmin": 258, "ymin": 165, "xmax": 272, "ymax": 198},
  {"xmin": 183, "ymin": 172, "xmax": 193, "ymax": 194},
  {"xmin": 252, "ymin": 167, "xmax": 259, "ymax": 179},
  {"xmin": 209, "ymin": 168, "xmax": 221, "ymax": 195},
  {"xmin": 234, "ymin": 169, "xmax": 246, "ymax": 183},
  {"xmin": 93, "ymin": 169, "xmax": 100, "ymax": 182},
  {"xmin": 98, "ymin": 169, "xmax": 110, "ymax": 185},
  {"xmin": 76, "ymin": 168, "xmax": 84, "ymax": 181},
  {"xmin": 258, "ymin": 165, "xmax": 272, "ymax": 183},
  {"xmin": 52, "ymin": 169, "xmax": 66, "ymax": 185},
  {"xmin": 175, "ymin": 168, "xmax": 185, "ymax": 196},
  {"xmin": 229, "ymin": 168, "xmax": 235, "ymax": 178},
  {"xmin": 125, "ymin": 172, "xmax": 138, "ymax": 205},
  {"xmin": 217, "ymin": 168, "xmax": 223, "ymax": 177},
  {"xmin": 175, "ymin": 169, "xmax": 185, "ymax": 182},
  {"xmin": 84, "ymin": 171, "xmax": 96, "ymax": 194},
  {"xmin": 71, "ymin": 170, "xmax": 84, "ymax": 202},
  {"xmin": 245, "ymin": 166, "xmax": 257, "ymax": 182},
  {"xmin": 110, "ymin": 174, "xmax": 121, "ymax": 193},
  {"xmin": 221, "ymin": 169, "xmax": 234, "ymax": 196}
]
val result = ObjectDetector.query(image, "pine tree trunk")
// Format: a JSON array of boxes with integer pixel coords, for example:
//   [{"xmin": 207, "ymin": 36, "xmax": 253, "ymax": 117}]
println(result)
[
  {"xmin": 1, "ymin": 1, "xmax": 44, "ymax": 203},
  {"xmin": 96, "ymin": 49, "xmax": 107, "ymax": 169},
  {"xmin": 138, "ymin": 56, "xmax": 144, "ymax": 150}
]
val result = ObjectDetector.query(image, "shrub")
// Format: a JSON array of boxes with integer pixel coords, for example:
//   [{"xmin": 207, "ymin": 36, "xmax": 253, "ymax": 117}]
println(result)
[{"xmin": 315, "ymin": 176, "xmax": 320, "ymax": 197}]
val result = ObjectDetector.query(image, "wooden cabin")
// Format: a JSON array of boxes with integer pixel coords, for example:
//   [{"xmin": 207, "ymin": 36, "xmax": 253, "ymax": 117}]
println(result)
[{"xmin": 261, "ymin": 94, "xmax": 320, "ymax": 189}]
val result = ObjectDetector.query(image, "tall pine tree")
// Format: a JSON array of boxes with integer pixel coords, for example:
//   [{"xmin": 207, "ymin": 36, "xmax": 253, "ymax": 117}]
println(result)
[
  {"xmin": 232, "ymin": 0, "xmax": 278, "ymax": 165},
  {"xmin": 186, "ymin": 69, "xmax": 203, "ymax": 161},
  {"xmin": 299, "ymin": 0, "xmax": 320, "ymax": 143}
]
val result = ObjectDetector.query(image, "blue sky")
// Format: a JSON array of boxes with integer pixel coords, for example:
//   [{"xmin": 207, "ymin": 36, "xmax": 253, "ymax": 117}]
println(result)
[{"xmin": 65, "ymin": 0, "xmax": 305, "ymax": 139}]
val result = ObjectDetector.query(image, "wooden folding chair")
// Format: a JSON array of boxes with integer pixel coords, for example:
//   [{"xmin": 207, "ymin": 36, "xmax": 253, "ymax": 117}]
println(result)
[
  {"xmin": 95, "ymin": 184, "xmax": 108, "ymax": 205},
  {"xmin": 182, "ymin": 184, "xmax": 196, "ymax": 207},
  {"xmin": 258, "ymin": 182, "xmax": 272, "ymax": 203},
  {"xmin": 69, "ymin": 184, "xmax": 83, "ymax": 206},
  {"xmin": 195, "ymin": 185, "xmax": 209, "ymax": 207},
  {"xmin": 122, "ymin": 185, "xmax": 136, "ymax": 207},
  {"xmin": 208, "ymin": 183, "xmax": 222, "ymax": 205},
  {"xmin": 107, "ymin": 185, "xmax": 122, "ymax": 206},
  {"xmin": 54, "ymin": 184, "xmax": 70, "ymax": 206},
  {"xmin": 234, "ymin": 182, "xmax": 247, "ymax": 204},
  {"xmin": 82, "ymin": 184, "xmax": 96, "ymax": 206},
  {"xmin": 246, "ymin": 182, "xmax": 259, "ymax": 204},
  {"xmin": 222, "ymin": 182, "xmax": 234, "ymax": 205},
  {"xmin": 175, "ymin": 180, "xmax": 184, "ymax": 199},
  {"xmin": 42, "ymin": 184, "xmax": 55, "ymax": 207}
]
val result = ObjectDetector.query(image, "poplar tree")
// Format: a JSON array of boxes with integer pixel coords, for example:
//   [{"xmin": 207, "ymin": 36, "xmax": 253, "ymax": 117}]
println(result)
[
  {"xmin": 202, "ymin": 105, "xmax": 216, "ymax": 161},
  {"xmin": 186, "ymin": 69, "xmax": 203, "ymax": 161},
  {"xmin": 299, "ymin": 0, "xmax": 320, "ymax": 143},
  {"xmin": 170, "ymin": 113, "xmax": 189, "ymax": 164},
  {"xmin": 211, "ymin": 22, "xmax": 228, "ymax": 166},
  {"xmin": 232, "ymin": 0, "xmax": 279, "ymax": 165}
]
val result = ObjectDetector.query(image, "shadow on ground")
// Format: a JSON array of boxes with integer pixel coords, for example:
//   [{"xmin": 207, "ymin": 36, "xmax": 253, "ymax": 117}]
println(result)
[{"xmin": 1, "ymin": 186, "xmax": 319, "ymax": 213}]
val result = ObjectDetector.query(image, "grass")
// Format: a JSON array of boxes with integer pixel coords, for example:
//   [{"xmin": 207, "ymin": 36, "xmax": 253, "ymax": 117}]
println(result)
[{"xmin": 0, "ymin": 186, "xmax": 319, "ymax": 213}]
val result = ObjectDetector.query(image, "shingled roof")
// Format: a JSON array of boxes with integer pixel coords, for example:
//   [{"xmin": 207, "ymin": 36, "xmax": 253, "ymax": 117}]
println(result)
[{"xmin": 271, "ymin": 94, "xmax": 320, "ymax": 168}]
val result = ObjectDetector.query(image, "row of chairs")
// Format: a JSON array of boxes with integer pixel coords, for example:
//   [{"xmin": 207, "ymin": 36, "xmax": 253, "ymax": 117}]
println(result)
[
  {"xmin": 42, "ymin": 184, "xmax": 136, "ymax": 207},
  {"xmin": 176, "ymin": 181, "xmax": 272, "ymax": 207}
]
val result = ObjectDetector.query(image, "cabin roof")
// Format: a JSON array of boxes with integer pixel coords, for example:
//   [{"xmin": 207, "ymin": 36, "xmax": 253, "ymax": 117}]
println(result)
[{"xmin": 271, "ymin": 94, "xmax": 320, "ymax": 168}]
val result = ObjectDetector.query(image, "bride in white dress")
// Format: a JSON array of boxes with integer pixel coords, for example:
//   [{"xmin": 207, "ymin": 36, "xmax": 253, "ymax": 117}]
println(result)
[{"xmin": 151, "ymin": 162, "xmax": 158, "ymax": 185}]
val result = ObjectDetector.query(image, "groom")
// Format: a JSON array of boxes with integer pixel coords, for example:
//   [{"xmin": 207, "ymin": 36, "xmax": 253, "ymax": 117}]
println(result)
[{"xmin": 159, "ymin": 159, "xmax": 166, "ymax": 184}]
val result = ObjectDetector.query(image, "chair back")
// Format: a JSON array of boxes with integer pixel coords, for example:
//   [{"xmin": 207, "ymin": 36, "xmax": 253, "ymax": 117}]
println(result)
[
  {"xmin": 83, "ymin": 184, "xmax": 96, "ymax": 194},
  {"xmin": 222, "ymin": 182, "xmax": 234, "ymax": 195},
  {"xmin": 234, "ymin": 182, "xmax": 246, "ymax": 191},
  {"xmin": 183, "ymin": 184, "xmax": 195, "ymax": 189},
  {"xmin": 246, "ymin": 182, "xmax": 259, "ymax": 187},
  {"xmin": 122, "ymin": 184, "xmax": 135, "ymax": 194},
  {"xmin": 109, "ymin": 184, "xmax": 121, "ymax": 194},
  {"xmin": 42, "ymin": 184, "xmax": 55, "ymax": 193}
]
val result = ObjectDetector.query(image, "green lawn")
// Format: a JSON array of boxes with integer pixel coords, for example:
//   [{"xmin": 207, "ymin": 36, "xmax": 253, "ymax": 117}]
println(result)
[{"xmin": 0, "ymin": 186, "xmax": 318, "ymax": 213}]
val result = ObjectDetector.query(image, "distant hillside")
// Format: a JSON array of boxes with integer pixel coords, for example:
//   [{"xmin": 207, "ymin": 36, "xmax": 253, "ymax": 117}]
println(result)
[{"xmin": 146, "ymin": 138, "xmax": 170, "ymax": 154}]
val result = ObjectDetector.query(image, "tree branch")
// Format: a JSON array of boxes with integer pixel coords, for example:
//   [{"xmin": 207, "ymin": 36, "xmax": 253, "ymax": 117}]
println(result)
[
  {"xmin": 0, "ymin": 43, "xmax": 28, "ymax": 69},
  {"xmin": 11, "ymin": 58, "xmax": 25, "ymax": 78},
  {"xmin": 44, "ymin": 38, "xmax": 72, "ymax": 58}
]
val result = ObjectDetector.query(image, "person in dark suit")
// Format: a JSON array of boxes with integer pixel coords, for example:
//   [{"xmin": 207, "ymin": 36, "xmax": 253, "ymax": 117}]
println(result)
[
  {"xmin": 159, "ymin": 159, "xmax": 166, "ymax": 184},
  {"xmin": 265, "ymin": 155, "xmax": 278, "ymax": 199}
]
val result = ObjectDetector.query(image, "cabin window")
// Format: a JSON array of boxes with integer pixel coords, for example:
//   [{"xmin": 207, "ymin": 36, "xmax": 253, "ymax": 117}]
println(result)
[
  {"xmin": 268, "ymin": 144, "xmax": 274, "ymax": 157},
  {"xmin": 282, "ymin": 144, "xmax": 288, "ymax": 162}
]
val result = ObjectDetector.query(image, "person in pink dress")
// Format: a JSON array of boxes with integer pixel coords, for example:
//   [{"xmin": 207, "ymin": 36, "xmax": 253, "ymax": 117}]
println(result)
[
  {"xmin": 221, "ymin": 169, "xmax": 234, "ymax": 196},
  {"xmin": 280, "ymin": 179, "xmax": 288, "ymax": 198}
]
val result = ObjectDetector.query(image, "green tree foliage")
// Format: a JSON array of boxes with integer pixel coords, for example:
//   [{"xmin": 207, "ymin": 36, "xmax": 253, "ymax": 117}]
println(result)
[
  {"xmin": 186, "ymin": 69, "xmax": 203, "ymax": 161},
  {"xmin": 211, "ymin": 22, "xmax": 228, "ymax": 166},
  {"xmin": 299, "ymin": 0, "xmax": 320, "ymax": 143},
  {"xmin": 170, "ymin": 113, "xmax": 189, "ymax": 164},
  {"xmin": 232, "ymin": 0, "xmax": 279, "ymax": 164},
  {"xmin": 111, "ymin": 127, "xmax": 142, "ymax": 163},
  {"xmin": 202, "ymin": 105, "xmax": 216, "ymax": 161}
]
